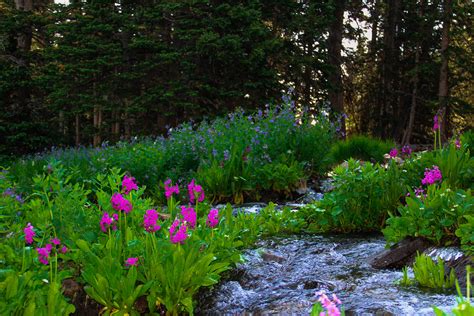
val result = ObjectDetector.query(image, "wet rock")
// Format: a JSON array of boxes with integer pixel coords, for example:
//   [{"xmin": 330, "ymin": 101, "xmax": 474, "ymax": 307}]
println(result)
[
  {"xmin": 439, "ymin": 251, "xmax": 474, "ymax": 294},
  {"xmin": 295, "ymin": 189, "xmax": 324, "ymax": 204},
  {"xmin": 260, "ymin": 251, "xmax": 285, "ymax": 264},
  {"xmin": 371, "ymin": 237, "xmax": 431, "ymax": 269}
]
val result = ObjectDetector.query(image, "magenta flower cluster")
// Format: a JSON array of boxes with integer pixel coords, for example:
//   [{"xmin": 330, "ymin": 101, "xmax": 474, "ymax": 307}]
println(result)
[
  {"xmin": 188, "ymin": 179, "xmax": 205, "ymax": 204},
  {"xmin": 143, "ymin": 209, "xmax": 161, "ymax": 233},
  {"xmin": 164, "ymin": 179, "xmax": 179, "ymax": 199},
  {"xmin": 421, "ymin": 165, "xmax": 442, "ymax": 185},
  {"xmin": 206, "ymin": 209, "xmax": 219, "ymax": 228},
  {"xmin": 24, "ymin": 222, "xmax": 35, "ymax": 244},
  {"xmin": 315, "ymin": 291, "xmax": 343, "ymax": 316},
  {"xmin": 122, "ymin": 175, "xmax": 138, "ymax": 194},
  {"xmin": 389, "ymin": 148, "xmax": 398, "ymax": 158},
  {"xmin": 100, "ymin": 212, "xmax": 119, "ymax": 232},
  {"xmin": 181, "ymin": 206, "xmax": 197, "ymax": 229},
  {"xmin": 111, "ymin": 193, "xmax": 133, "ymax": 213},
  {"xmin": 125, "ymin": 257, "xmax": 139, "ymax": 267},
  {"xmin": 169, "ymin": 219, "xmax": 188, "ymax": 244},
  {"xmin": 36, "ymin": 237, "xmax": 67, "ymax": 265},
  {"xmin": 433, "ymin": 115, "xmax": 439, "ymax": 131}
]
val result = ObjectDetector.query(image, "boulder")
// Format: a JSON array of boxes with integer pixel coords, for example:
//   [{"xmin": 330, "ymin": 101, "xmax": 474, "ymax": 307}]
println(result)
[{"xmin": 370, "ymin": 237, "xmax": 431, "ymax": 269}]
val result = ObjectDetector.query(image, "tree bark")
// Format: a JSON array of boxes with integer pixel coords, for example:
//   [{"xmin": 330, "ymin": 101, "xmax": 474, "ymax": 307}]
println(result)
[
  {"xmin": 438, "ymin": 0, "xmax": 451, "ymax": 141},
  {"xmin": 403, "ymin": 0, "xmax": 424, "ymax": 145},
  {"xmin": 328, "ymin": 0, "xmax": 346, "ymax": 135},
  {"xmin": 14, "ymin": 0, "xmax": 33, "ymax": 52}
]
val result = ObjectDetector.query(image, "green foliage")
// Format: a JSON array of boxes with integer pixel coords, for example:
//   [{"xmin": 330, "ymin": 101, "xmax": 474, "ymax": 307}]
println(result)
[
  {"xmin": 383, "ymin": 184, "xmax": 473, "ymax": 246},
  {"xmin": 460, "ymin": 130, "xmax": 474, "ymax": 156},
  {"xmin": 398, "ymin": 266, "xmax": 413, "ymax": 287},
  {"xmin": 327, "ymin": 135, "xmax": 395, "ymax": 166},
  {"xmin": 302, "ymin": 159, "xmax": 406, "ymax": 233},
  {"xmin": 433, "ymin": 266, "xmax": 473, "ymax": 316},
  {"xmin": 455, "ymin": 215, "xmax": 474, "ymax": 255},
  {"xmin": 254, "ymin": 158, "xmax": 305, "ymax": 198},
  {"xmin": 412, "ymin": 253, "xmax": 456, "ymax": 291}
]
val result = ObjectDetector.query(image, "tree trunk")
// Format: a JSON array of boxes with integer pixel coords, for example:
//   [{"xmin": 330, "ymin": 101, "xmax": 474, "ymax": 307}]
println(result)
[
  {"xmin": 328, "ymin": 0, "xmax": 346, "ymax": 135},
  {"xmin": 403, "ymin": 1, "xmax": 424, "ymax": 145},
  {"xmin": 438, "ymin": 0, "xmax": 451, "ymax": 141},
  {"xmin": 75, "ymin": 114, "xmax": 80, "ymax": 146},
  {"xmin": 14, "ymin": 0, "xmax": 33, "ymax": 52}
]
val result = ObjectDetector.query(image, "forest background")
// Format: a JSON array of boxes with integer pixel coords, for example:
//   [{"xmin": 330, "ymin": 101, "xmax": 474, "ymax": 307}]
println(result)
[{"xmin": 0, "ymin": 0, "xmax": 472, "ymax": 160}]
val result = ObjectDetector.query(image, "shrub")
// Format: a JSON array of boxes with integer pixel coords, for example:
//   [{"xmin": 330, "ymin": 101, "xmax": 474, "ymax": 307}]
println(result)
[
  {"xmin": 301, "ymin": 159, "xmax": 406, "ymax": 233},
  {"xmin": 326, "ymin": 135, "xmax": 395, "ymax": 167},
  {"xmin": 383, "ymin": 183, "xmax": 473, "ymax": 246}
]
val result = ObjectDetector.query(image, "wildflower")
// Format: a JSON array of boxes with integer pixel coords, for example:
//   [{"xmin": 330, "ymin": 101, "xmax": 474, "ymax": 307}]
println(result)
[
  {"xmin": 187, "ymin": 179, "xmax": 205, "ymax": 204},
  {"xmin": 389, "ymin": 148, "xmax": 398, "ymax": 158},
  {"xmin": 181, "ymin": 206, "xmax": 197, "ymax": 229},
  {"xmin": 315, "ymin": 290, "xmax": 343, "ymax": 316},
  {"xmin": 100, "ymin": 212, "xmax": 118, "ymax": 232},
  {"xmin": 421, "ymin": 166, "xmax": 442, "ymax": 185},
  {"xmin": 111, "ymin": 193, "xmax": 133, "ymax": 213},
  {"xmin": 206, "ymin": 209, "xmax": 219, "ymax": 228},
  {"xmin": 433, "ymin": 115, "xmax": 439, "ymax": 130},
  {"xmin": 51, "ymin": 238, "xmax": 61, "ymax": 246},
  {"xmin": 455, "ymin": 138, "xmax": 461, "ymax": 149},
  {"xmin": 122, "ymin": 175, "xmax": 138, "ymax": 194},
  {"xmin": 223, "ymin": 150, "xmax": 230, "ymax": 161},
  {"xmin": 24, "ymin": 223, "xmax": 35, "ymax": 245},
  {"xmin": 60, "ymin": 246, "xmax": 68, "ymax": 254},
  {"xmin": 37, "ymin": 244, "xmax": 52, "ymax": 265},
  {"xmin": 402, "ymin": 145, "xmax": 412, "ymax": 156},
  {"xmin": 164, "ymin": 179, "xmax": 179, "ymax": 200},
  {"xmin": 125, "ymin": 257, "xmax": 139, "ymax": 267},
  {"xmin": 169, "ymin": 220, "xmax": 188, "ymax": 244},
  {"xmin": 143, "ymin": 209, "xmax": 161, "ymax": 233}
]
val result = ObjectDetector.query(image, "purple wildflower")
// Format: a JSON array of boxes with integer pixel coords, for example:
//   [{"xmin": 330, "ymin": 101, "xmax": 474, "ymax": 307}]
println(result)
[
  {"xmin": 421, "ymin": 166, "xmax": 442, "ymax": 185},
  {"xmin": 169, "ymin": 220, "xmax": 188, "ymax": 244},
  {"xmin": 122, "ymin": 175, "xmax": 138, "ymax": 194},
  {"xmin": 181, "ymin": 206, "xmax": 197, "ymax": 229},
  {"xmin": 125, "ymin": 257, "xmax": 139, "ymax": 267},
  {"xmin": 389, "ymin": 148, "xmax": 398, "ymax": 158},
  {"xmin": 188, "ymin": 179, "xmax": 205, "ymax": 204},
  {"xmin": 100, "ymin": 212, "xmax": 118, "ymax": 232},
  {"xmin": 164, "ymin": 179, "xmax": 180, "ymax": 200},
  {"xmin": 111, "ymin": 193, "xmax": 133, "ymax": 213}
]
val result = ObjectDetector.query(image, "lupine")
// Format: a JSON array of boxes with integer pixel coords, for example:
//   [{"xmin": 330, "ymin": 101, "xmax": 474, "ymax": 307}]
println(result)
[
  {"xmin": 164, "ymin": 179, "xmax": 180, "ymax": 199},
  {"xmin": 100, "ymin": 212, "xmax": 118, "ymax": 232},
  {"xmin": 169, "ymin": 220, "xmax": 188, "ymax": 244},
  {"xmin": 37, "ymin": 244, "xmax": 53, "ymax": 265},
  {"xmin": 111, "ymin": 193, "xmax": 133, "ymax": 213},
  {"xmin": 421, "ymin": 166, "xmax": 442, "ymax": 185},
  {"xmin": 122, "ymin": 175, "xmax": 138, "ymax": 194},
  {"xmin": 188, "ymin": 179, "xmax": 205, "ymax": 204},
  {"xmin": 143, "ymin": 209, "xmax": 161, "ymax": 233},
  {"xmin": 402, "ymin": 145, "xmax": 412, "ymax": 156},
  {"xmin": 125, "ymin": 257, "xmax": 139, "ymax": 267},
  {"xmin": 455, "ymin": 138, "xmax": 461, "ymax": 149},
  {"xmin": 24, "ymin": 223, "xmax": 35, "ymax": 244},
  {"xmin": 389, "ymin": 148, "xmax": 398, "ymax": 158},
  {"xmin": 181, "ymin": 206, "xmax": 197, "ymax": 228},
  {"xmin": 206, "ymin": 209, "xmax": 219, "ymax": 228}
]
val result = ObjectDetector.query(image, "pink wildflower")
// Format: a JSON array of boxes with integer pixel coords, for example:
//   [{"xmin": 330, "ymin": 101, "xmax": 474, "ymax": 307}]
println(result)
[
  {"xmin": 100, "ymin": 212, "xmax": 118, "ymax": 232},
  {"xmin": 24, "ymin": 223, "xmax": 35, "ymax": 245},
  {"xmin": 37, "ymin": 244, "xmax": 52, "ymax": 265},
  {"xmin": 181, "ymin": 206, "xmax": 197, "ymax": 229},
  {"xmin": 111, "ymin": 193, "xmax": 133, "ymax": 213},
  {"xmin": 51, "ymin": 237, "xmax": 61, "ymax": 245},
  {"xmin": 143, "ymin": 209, "xmax": 161, "ymax": 233},
  {"xmin": 164, "ymin": 179, "xmax": 180, "ymax": 199},
  {"xmin": 169, "ymin": 220, "xmax": 188, "ymax": 244},
  {"xmin": 206, "ymin": 209, "xmax": 219, "ymax": 228},
  {"xmin": 122, "ymin": 175, "xmax": 138, "ymax": 194},
  {"xmin": 60, "ymin": 246, "xmax": 68, "ymax": 254},
  {"xmin": 389, "ymin": 148, "xmax": 398, "ymax": 158},
  {"xmin": 125, "ymin": 257, "xmax": 139, "ymax": 267},
  {"xmin": 455, "ymin": 139, "xmax": 461, "ymax": 149},
  {"xmin": 433, "ymin": 115, "xmax": 439, "ymax": 130},
  {"xmin": 421, "ymin": 165, "xmax": 442, "ymax": 185},
  {"xmin": 187, "ymin": 179, "xmax": 205, "ymax": 204}
]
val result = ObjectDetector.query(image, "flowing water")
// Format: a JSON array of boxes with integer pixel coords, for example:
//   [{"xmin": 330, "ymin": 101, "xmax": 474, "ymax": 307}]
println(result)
[{"xmin": 196, "ymin": 234, "xmax": 460, "ymax": 315}]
